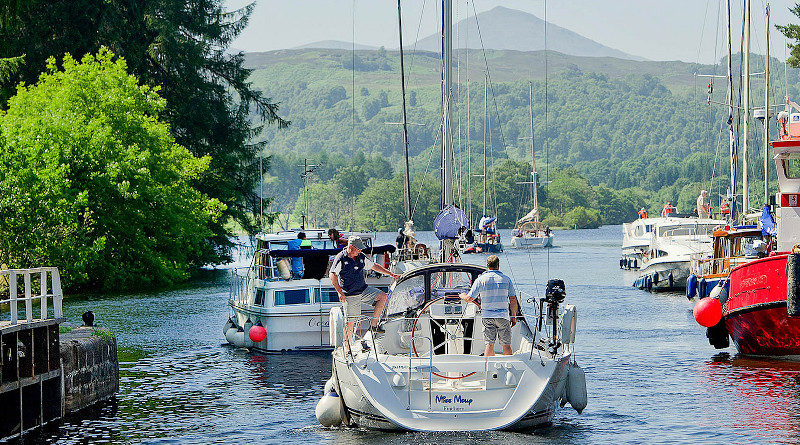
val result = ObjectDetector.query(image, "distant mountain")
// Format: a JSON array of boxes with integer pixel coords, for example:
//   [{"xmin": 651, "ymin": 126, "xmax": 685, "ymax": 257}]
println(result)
[
  {"xmin": 294, "ymin": 40, "xmax": 379, "ymax": 51},
  {"xmin": 412, "ymin": 6, "xmax": 645, "ymax": 61}
]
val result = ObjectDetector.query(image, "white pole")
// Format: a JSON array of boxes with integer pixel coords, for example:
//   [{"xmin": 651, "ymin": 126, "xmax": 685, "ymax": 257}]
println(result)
[
  {"xmin": 727, "ymin": 0, "xmax": 737, "ymax": 221},
  {"xmin": 764, "ymin": 3, "xmax": 770, "ymax": 207},
  {"xmin": 9, "ymin": 272, "xmax": 17, "ymax": 324},
  {"xmin": 529, "ymin": 82, "xmax": 538, "ymax": 212},
  {"xmin": 743, "ymin": 0, "xmax": 751, "ymax": 214},
  {"xmin": 441, "ymin": 0, "xmax": 453, "ymax": 208}
]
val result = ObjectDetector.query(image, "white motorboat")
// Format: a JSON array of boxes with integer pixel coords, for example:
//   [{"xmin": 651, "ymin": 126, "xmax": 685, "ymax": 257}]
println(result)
[
  {"xmin": 317, "ymin": 263, "xmax": 585, "ymax": 431},
  {"xmin": 224, "ymin": 229, "xmax": 395, "ymax": 352},
  {"xmin": 621, "ymin": 217, "xmax": 664, "ymax": 269},
  {"xmin": 633, "ymin": 218, "xmax": 723, "ymax": 291}
]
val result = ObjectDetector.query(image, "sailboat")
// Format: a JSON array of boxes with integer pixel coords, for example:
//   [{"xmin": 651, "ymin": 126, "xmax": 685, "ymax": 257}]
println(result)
[
  {"xmin": 315, "ymin": 0, "xmax": 585, "ymax": 431},
  {"xmin": 511, "ymin": 83, "xmax": 553, "ymax": 249}
]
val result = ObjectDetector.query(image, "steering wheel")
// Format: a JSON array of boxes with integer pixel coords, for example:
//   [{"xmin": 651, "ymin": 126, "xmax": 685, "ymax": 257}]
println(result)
[{"xmin": 410, "ymin": 296, "xmax": 480, "ymax": 380}]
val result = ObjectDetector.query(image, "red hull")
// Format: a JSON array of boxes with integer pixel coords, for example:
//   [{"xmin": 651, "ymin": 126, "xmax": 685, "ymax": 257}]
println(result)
[{"xmin": 725, "ymin": 254, "xmax": 800, "ymax": 356}]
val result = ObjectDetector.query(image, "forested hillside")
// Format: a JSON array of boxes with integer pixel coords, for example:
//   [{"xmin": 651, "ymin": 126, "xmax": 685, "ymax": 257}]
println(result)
[{"xmin": 249, "ymin": 48, "xmax": 800, "ymax": 230}]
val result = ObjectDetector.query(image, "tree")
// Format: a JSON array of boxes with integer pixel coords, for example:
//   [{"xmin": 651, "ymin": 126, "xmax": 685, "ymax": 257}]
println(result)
[
  {"xmin": 0, "ymin": 49, "xmax": 223, "ymax": 290},
  {"xmin": 0, "ymin": 0, "xmax": 288, "ymax": 264},
  {"xmin": 779, "ymin": 7, "xmax": 800, "ymax": 67}
]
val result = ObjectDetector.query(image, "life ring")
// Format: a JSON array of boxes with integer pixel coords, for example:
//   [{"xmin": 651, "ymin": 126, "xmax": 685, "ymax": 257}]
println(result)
[
  {"xmin": 410, "ymin": 296, "xmax": 480, "ymax": 380},
  {"xmin": 415, "ymin": 243, "xmax": 429, "ymax": 258}
]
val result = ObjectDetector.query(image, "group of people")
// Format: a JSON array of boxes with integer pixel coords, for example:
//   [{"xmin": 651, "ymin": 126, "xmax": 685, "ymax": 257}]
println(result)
[{"xmin": 637, "ymin": 190, "xmax": 731, "ymax": 220}]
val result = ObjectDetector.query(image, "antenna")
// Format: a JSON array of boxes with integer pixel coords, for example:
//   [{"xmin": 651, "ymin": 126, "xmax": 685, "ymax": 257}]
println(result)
[{"xmin": 298, "ymin": 159, "xmax": 321, "ymax": 230}]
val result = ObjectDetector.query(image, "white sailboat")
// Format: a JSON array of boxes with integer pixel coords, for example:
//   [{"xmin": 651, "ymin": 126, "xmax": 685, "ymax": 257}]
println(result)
[
  {"xmin": 315, "ymin": 0, "xmax": 586, "ymax": 431},
  {"xmin": 511, "ymin": 83, "xmax": 553, "ymax": 249}
]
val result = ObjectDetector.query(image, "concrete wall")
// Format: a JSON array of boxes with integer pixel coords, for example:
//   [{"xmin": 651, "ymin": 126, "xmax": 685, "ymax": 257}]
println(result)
[{"xmin": 60, "ymin": 327, "xmax": 119, "ymax": 414}]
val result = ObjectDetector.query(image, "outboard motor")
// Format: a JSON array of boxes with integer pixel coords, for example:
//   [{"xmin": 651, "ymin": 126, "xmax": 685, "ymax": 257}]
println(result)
[{"xmin": 544, "ymin": 279, "xmax": 566, "ymax": 351}]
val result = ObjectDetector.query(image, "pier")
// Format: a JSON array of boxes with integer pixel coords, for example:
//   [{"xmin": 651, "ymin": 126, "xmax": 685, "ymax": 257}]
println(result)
[{"xmin": 0, "ymin": 267, "xmax": 118, "ymax": 441}]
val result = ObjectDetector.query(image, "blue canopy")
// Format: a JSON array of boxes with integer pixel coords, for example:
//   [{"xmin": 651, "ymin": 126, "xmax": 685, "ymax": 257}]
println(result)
[
  {"xmin": 434, "ymin": 205, "xmax": 470, "ymax": 240},
  {"xmin": 761, "ymin": 205, "xmax": 777, "ymax": 237}
]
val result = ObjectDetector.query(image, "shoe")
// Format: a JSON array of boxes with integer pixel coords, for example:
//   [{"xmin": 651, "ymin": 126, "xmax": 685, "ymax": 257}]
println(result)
[{"xmin": 370, "ymin": 325, "xmax": 385, "ymax": 334}]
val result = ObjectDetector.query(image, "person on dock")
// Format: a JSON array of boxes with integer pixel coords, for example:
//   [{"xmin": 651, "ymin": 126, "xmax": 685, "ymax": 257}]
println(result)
[
  {"xmin": 696, "ymin": 190, "xmax": 710, "ymax": 218},
  {"xmin": 330, "ymin": 236, "xmax": 399, "ymax": 343},
  {"xmin": 638, "ymin": 208, "xmax": 648, "ymax": 219},
  {"xmin": 460, "ymin": 255, "xmax": 518, "ymax": 356}
]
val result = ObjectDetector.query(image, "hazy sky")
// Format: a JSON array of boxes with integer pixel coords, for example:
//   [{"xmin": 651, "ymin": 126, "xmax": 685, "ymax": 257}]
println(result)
[{"xmin": 228, "ymin": 1, "xmax": 798, "ymax": 64}]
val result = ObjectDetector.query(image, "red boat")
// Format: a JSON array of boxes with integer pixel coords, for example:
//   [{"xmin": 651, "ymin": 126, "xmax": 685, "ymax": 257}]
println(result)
[{"xmin": 701, "ymin": 101, "xmax": 800, "ymax": 357}]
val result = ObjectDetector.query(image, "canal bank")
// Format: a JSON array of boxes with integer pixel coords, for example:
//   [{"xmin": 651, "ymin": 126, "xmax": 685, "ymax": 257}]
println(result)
[{"xmin": 1, "ymin": 268, "xmax": 119, "ymax": 441}]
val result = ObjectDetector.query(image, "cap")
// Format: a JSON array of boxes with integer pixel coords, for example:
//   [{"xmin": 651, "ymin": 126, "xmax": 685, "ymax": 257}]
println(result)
[{"xmin": 347, "ymin": 236, "xmax": 366, "ymax": 250}]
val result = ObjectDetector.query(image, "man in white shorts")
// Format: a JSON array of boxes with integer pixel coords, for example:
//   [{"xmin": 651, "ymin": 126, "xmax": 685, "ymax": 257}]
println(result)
[
  {"xmin": 330, "ymin": 236, "xmax": 399, "ymax": 344},
  {"xmin": 461, "ymin": 255, "xmax": 518, "ymax": 356}
]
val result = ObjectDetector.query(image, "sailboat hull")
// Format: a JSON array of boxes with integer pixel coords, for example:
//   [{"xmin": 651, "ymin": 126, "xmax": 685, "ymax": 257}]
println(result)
[{"xmin": 510, "ymin": 235, "xmax": 553, "ymax": 249}]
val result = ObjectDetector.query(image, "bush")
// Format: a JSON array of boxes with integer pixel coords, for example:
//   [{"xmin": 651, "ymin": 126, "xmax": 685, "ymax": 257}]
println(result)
[
  {"xmin": 0, "ymin": 49, "xmax": 223, "ymax": 290},
  {"xmin": 562, "ymin": 206, "xmax": 602, "ymax": 229}
]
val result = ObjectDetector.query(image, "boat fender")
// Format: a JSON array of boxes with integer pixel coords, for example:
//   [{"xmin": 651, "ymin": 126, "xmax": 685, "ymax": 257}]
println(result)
[
  {"xmin": 632, "ymin": 259, "xmax": 637, "ymax": 269},
  {"xmin": 668, "ymin": 272, "xmax": 674, "ymax": 289},
  {"xmin": 315, "ymin": 390, "xmax": 343, "ymax": 427},
  {"xmin": 646, "ymin": 276, "xmax": 652, "ymax": 291},
  {"xmin": 323, "ymin": 377, "xmax": 335, "ymax": 395},
  {"xmin": 566, "ymin": 361, "xmax": 588, "ymax": 414},
  {"xmin": 698, "ymin": 278, "xmax": 707, "ymax": 300},
  {"xmin": 708, "ymin": 283, "xmax": 724, "ymax": 300},
  {"xmin": 561, "ymin": 305, "xmax": 577, "ymax": 344},
  {"xmin": 706, "ymin": 320, "xmax": 730, "ymax": 349},
  {"xmin": 652, "ymin": 272, "xmax": 660, "ymax": 285},
  {"xmin": 619, "ymin": 258, "xmax": 625, "ymax": 269},
  {"xmin": 329, "ymin": 306, "xmax": 344, "ymax": 348},
  {"xmin": 249, "ymin": 321, "xmax": 267, "ymax": 344},
  {"xmin": 787, "ymin": 253, "xmax": 800, "ymax": 317},
  {"xmin": 223, "ymin": 318, "xmax": 235, "ymax": 336},
  {"xmin": 686, "ymin": 275, "xmax": 698, "ymax": 300},
  {"xmin": 226, "ymin": 326, "xmax": 246, "ymax": 348}
]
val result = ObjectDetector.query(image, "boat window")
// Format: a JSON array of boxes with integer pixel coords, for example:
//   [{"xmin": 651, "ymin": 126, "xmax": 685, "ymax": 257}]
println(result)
[
  {"xmin": 430, "ymin": 271, "xmax": 473, "ymax": 293},
  {"xmin": 270, "ymin": 242, "xmax": 288, "ymax": 251},
  {"xmin": 658, "ymin": 224, "xmax": 717, "ymax": 237},
  {"xmin": 385, "ymin": 275, "xmax": 426, "ymax": 316},
  {"xmin": 254, "ymin": 288, "xmax": 266, "ymax": 306},
  {"xmin": 315, "ymin": 288, "xmax": 339, "ymax": 303},
  {"xmin": 784, "ymin": 159, "xmax": 800, "ymax": 178},
  {"xmin": 274, "ymin": 289, "xmax": 310, "ymax": 305}
]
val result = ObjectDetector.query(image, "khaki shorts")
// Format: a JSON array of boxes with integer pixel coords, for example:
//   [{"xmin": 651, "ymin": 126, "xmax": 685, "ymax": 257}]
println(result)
[
  {"xmin": 343, "ymin": 286, "xmax": 382, "ymax": 321},
  {"xmin": 483, "ymin": 317, "xmax": 512, "ymax": 345}
]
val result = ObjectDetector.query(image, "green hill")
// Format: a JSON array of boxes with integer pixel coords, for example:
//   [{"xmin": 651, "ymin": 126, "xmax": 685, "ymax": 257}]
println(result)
[{"xmin": 245, "ymin": 48, "xmax": 800, "ymax": 230}]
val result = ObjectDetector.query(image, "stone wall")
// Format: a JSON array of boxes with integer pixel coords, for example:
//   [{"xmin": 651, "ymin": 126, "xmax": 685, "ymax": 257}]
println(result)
[{"xmin": 60, "ymin": 327, "xmax": 119, "ymax": 414}]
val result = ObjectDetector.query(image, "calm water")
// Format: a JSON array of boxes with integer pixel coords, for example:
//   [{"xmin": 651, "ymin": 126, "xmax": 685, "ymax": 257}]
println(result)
[{"xmin": 27, "ymin": 226, "xmax": 800, "ymax": 444}]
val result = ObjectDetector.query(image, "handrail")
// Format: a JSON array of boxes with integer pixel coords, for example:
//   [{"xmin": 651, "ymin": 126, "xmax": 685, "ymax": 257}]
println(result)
[{"xmin": 1, "ymin": 267, "xmax": 63, "ymax": 325}]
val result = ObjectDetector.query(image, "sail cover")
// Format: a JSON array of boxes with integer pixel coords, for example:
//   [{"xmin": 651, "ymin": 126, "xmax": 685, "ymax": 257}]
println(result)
[
  {"xmin": 517, "ymin": 207, "xmax": 539, "ymax": 224},
  {"xmin": 434, "ymin": 205, "xmax": 469, "ymax": 240}
]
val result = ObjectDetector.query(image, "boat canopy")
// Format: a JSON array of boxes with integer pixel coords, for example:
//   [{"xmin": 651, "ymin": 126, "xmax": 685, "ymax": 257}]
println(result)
[
  {"xmin": 385, "ymin": 263, "xmax": 485, "ymax": 316},
  {"xmin": 433, "ymin": 205, "xmax": 469, "ymax": 240},
  {"xmin": 266, "ymin": 244, "xmax": 396, "ymax": 258}
]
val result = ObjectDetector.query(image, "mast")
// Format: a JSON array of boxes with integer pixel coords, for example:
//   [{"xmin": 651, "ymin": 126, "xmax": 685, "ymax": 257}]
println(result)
[
  {"xmin": 466, "ymin": 3, "xmax": 471, "ymax": 223},
  {"xmin": 482, "ymin": 73, "xmax": 487, "ymax": 216},
  {"xmin": 726, "ymin": 0, "xmax": 737, "ymax": 222},
  {"xmin": 529, "ymin": 82, "xmax": 538, "ymax": 213},
  {"xmin": 742, "ymin": 0, "xmax": 751, "ymax": 214},
  {"xmin": 397, "ymin": 0, "xmax": 412, "ymax": 221},
  {"xmin": 764, "ymin": 3, "xmax": 770, "ymax": 206},
  {"xmin": 440, "ymin": 0, "xmax": 453, "ymax": 209}
]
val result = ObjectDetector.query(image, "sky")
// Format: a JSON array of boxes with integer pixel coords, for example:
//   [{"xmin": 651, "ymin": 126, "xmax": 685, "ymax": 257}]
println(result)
[{"xmin": 227, "ymin": 0, "xmax": 798, "ymax": 64}]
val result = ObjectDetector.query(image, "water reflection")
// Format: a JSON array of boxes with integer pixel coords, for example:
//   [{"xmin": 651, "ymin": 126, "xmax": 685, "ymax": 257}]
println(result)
[{"xmin": 702, "ymin": 353, "xmax": 800, "ymax": 442}]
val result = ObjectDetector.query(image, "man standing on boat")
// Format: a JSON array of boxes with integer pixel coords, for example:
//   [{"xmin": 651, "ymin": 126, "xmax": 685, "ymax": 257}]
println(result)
[
  {"xmin": 460, "ymin": 255, "xmax": 518, "ymax": 356},
  {"xmin": 696, "ymin": 190, "xmax": 710, "ymax": 218},
  {"xmin": 330, "ymin": 236, "xmax": 399, "ymax": 340}
]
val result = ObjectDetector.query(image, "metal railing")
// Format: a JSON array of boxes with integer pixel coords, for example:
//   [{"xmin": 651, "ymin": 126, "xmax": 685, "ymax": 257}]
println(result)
[{"xmin": 1, "ymin": 267, "xmax": 63, "ymax": 325}]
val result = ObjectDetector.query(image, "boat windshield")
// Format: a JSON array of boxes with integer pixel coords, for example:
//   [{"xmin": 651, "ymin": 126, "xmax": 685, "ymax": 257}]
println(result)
[
  {"xmin": 658, "ymin": 224, "xmax": 717, "ymax": 238},
  {"xmin": 385, "ymin": 275, "xmax": 426, "ymax": 316},
  {"xmin": 784, "ymin": 158, "xmax": 800, "ymax": 179},
  {"xmin": 385, "ymin": 267, "xmax": 481, "ymax": 316}
]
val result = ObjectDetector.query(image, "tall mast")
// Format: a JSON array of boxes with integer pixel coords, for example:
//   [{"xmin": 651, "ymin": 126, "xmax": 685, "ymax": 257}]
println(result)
[
  {"xmin": 397, "ymin": 0, "xmax": 412, "ymax": 221},
  {"xmin": 764, "ymin": 3, "xmax": 771, "ymax": 207},
  {"xmin": 440, "ymin": 0, "xmax": 453, "ymax": 209},
  {"xmin": 529, "ymin": 82, "xmax": 538, "ymax": 212},
  {"xmin": 465, "ymin": 2, "xmax": 471, "ymax": 223},
  {"xmin": 743, "ymin": 0, "xmax": 751, "ymax": 214},
  {"xmin": 727, "ymin": 0, "xmax": 737, "ymax": 221},
  {"xmin": 483, "ymin": 73, "xmax": 487, "ymax": 216}
]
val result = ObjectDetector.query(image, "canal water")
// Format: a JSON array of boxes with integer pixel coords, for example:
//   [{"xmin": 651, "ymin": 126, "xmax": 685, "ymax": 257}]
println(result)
[{"xmin": 32, "ymin": 226, "xmax": 800, "ymax": 444}]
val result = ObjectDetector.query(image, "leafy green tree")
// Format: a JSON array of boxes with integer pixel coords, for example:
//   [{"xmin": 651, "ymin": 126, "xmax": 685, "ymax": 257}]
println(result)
[
  {"xmin": 0, "ymin": 49, "xmax": 223, "ymax": 290},
  {"xmin": 0, "ymin": 0, "xmax": 287, "ymax": 262}
]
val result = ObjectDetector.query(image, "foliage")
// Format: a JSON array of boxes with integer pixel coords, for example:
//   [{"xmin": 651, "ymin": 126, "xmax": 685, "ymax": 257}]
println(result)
[
  {"xmin": 0, "ymin": 0, "xmax": 287, "ymax": 265},
  {"xmin": 0, "ymin": 49, "xmax": 223, "ymax": 290}
]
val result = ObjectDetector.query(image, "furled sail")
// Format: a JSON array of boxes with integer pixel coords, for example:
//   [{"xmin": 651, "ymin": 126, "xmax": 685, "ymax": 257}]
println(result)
[{"xmin": 517, "ymin": 207, "xmax": 539, "ymax": 224}]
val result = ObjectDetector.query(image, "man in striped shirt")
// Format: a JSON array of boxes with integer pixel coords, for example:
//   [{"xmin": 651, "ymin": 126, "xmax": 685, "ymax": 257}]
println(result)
[{"xmin": 461, "ymin": 255, "xmax": 518, "ymax": 356}]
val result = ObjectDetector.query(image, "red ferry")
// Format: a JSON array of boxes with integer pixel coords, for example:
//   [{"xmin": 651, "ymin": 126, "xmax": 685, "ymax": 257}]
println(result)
[{"xmin": 702, "ymin": 102, "xmax": 800, "ymax": 357}]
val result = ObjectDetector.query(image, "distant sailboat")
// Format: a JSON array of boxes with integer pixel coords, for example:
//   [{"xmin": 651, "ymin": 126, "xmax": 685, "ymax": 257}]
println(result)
[{"xmin": 511, "ymin": 83, "xmax": 553, "ymax": 249}]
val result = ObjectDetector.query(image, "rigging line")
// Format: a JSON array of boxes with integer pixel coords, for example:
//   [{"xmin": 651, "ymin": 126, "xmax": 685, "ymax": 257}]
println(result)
[
  {"xmin": 411, "ymin": 114, "xmax": 446, "ymax": 219},
  {"xmin": 470, "ymin": 1, "xmax": 510, "ymax": 151},
  {"xmin": 544, "ymin": 0, "xmax": 550, "ymax": 280},
  {"xmin": 694, "ymin": 0, "xmax": 713, "ymax": 152},
  {"xmin": 404, "ymin": 0, "xmax": 427, "ymax": 87},
  {"xmin": 708, "ymin": 0, "xmax": 724, "ymax": 199},
  {"xmin": 352, "ymin": 0, "xmax": 356, "ymax": 154}
]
